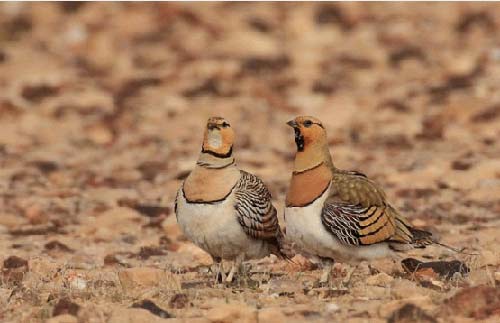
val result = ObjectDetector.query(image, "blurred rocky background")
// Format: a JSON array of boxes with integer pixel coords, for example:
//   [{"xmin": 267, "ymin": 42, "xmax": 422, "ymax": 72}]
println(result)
[{"xmin": 0, "ymin": 2, "xmax": 499, "ymax": 322}]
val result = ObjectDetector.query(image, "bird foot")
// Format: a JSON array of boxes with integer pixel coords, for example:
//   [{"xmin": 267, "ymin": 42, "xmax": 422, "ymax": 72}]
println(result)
[
  {"xmin": 225, "ymin": 254, "xmax": 246, "ymax": 284},
  {"xmin": 342, "ymin": 266, "xmax": 356, "ymax": 286},
  {"xmin": 211, "ymin": 260, "xmax": 227, "ymax": 285},
  {"xmin": 318, "ymin": 258, "xmax": 334, "ymax": 286},
  {"xmin": 225, "ymin": 264, "xmax": 237, "ymax": 283},
  {"xmin": 215, "ymin": 269, "xmax": 226, "ymax": 284},
  {"xmin": 319, "ymin": 268, "xmax": 331, "ymax": 285}
]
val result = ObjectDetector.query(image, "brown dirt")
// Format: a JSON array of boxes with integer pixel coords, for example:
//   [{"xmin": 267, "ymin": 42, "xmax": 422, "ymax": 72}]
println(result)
[{"xmin": 0, "ymin": 2, "xmax": 499, "ymax": 323}]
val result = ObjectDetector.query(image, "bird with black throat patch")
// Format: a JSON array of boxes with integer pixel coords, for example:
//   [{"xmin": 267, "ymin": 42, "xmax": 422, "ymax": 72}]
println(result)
[
  {"xmin": 175, "ymin": 116, "xmax": 287, "ymax": 283},
  {"xmin": 284, "ymin": 116, "xmax": 436, "ymax": 283}
]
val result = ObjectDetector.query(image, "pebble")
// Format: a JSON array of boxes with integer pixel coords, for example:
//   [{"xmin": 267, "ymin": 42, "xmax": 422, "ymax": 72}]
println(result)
[{"xmin": 325, "ymin": 303, "xmax": 341, "ymax": 314}]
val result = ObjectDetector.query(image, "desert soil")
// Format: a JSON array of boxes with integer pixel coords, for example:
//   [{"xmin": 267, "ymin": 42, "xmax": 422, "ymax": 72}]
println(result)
[{"xmin": 0, "ymin": 2, "xmax": 499, "ymax": 323}]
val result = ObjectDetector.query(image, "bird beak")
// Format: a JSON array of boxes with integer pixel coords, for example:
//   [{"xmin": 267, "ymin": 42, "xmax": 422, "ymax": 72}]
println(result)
[{"xmin": 286, "ymin": 120, "xmax": 298, "ymax": 128}]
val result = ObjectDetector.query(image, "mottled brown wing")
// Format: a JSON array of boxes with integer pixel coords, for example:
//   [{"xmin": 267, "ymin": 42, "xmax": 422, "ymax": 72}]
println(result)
[
  {"xmin": 322, "ymin": 172, "xmax": 413, "ymax": 246},
  {"xmin": 331, "ymin": 171, "xmax": 386, "ymax": 207},
  {"xmin": 234, "ymin": 171, "xmax": 281, "ymax": 241}
]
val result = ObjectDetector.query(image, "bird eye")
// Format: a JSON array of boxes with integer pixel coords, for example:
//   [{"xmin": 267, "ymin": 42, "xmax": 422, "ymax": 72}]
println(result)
[
  {"xmin": 303, "ymin": 120, "xmax": 313, "ymax": 127},
  {"xmin": 221, "ymin": 122, "xmax": 230, "ymax": 128}
]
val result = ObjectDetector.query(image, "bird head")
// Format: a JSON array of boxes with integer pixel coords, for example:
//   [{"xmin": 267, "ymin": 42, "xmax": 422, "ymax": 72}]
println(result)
[
  {"xmin": 286, "ymin": 116, "xmax": 333, "ymax": 172},
  {"xmin": 202, "ymin": 116, "xmax": 234, "ymax": 158},
  {"xmin": 286, "ymin": 116, "xmax": 326, "ymax": 152}
]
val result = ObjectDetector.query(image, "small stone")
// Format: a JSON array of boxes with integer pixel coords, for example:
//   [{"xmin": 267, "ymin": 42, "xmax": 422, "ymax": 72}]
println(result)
[
  {"xmin": 3, "ymin": 255, "xmax": 28, "ymax": 269},
  {"xmin": 494, "ymin": 272, "xmax": 500, "ymax": 282},
  {"xmin": 444, "ymin": 54, "xmax": 476, "ymax": 78},
  {"xmin": 366, "ymin": 272, "xmax": 394, "ymax": 287},
  {"xmin": 267, "ymin": 278, "xmax": 303, "ymax": 296},
  {"xmin": 429, "ymin": 280, "xmax": 445, "ymax": 289},
  {"xmin": 325, "ymin": 303, "xmax": 340, "ymax": 314},
  {"xmin": 69, "ymin": 276, "xmax": 87, "ymax": 290},
  {"xmin": 24, "ymin": 204, "xmax": 48, "ymax": 225},
  {"xmin": 441, "ymin": 285, "xmax": 500, "ymax": 319},
  {"xmin": 2, "ymin": 255, "xmax": 29, "ymax": 284},
  {"xmin": 401, "ymin": 258, "xmax": 469, "ymax": 280},
  {"xmin": 387, "ymin": 303, "xmax": 436, "ymax": 323},
  {"xmin": 52, "ymin": 298, "xmax": 80, "ymax": 316},
  {"xmin": 380, "ymin": 297, "xmax": 433, "ymax": 319},
  {"xmin": 131, "ymin": 299, "xmax": 172, "ymax": 319},
  {"xmin": 414, "ymin": 268, "xmax": 439, "ymax": 282},
  {"xmin": 44, "ymin": 240, "xmax": 73, "ymax": 253},
  {"xmin": 85, "ymin": 123, "xmax": 113, "ymax": 145}
]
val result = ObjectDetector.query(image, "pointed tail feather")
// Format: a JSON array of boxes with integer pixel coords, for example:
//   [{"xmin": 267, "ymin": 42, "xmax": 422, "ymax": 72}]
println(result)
[
  {"xmin": 409, "ymin": 227, "xmax": 478, "ymax": 255},
  {"xmin": 391, "ymin": 210, "xmax": 477, "ymax": 255},
  {"xmin": 408, "ymin": 227, "xmax": 433, "ymax": 248}
]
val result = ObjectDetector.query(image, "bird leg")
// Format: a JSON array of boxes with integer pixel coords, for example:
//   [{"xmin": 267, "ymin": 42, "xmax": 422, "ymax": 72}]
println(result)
[
  {"xmin": 319, "ymin": 258, "xmax": 335, "ymax": 286},
  {"xmin": 341, "ymin": 261, "xmax": 371, "ymax": 286},
  {"xmin": 212, "ymin": 257, "xmax": 226, "ymax": 285},
  {"xmin": 342, "ymin": 264, "xmax": 358, "ymax": 286},
  {"xmin": 226, "ymin": 254, "xmax": 245, "ymax": 283},
  {"xmin": 226, "ymin": 262, "xmax": 236, "ymax": 283}
]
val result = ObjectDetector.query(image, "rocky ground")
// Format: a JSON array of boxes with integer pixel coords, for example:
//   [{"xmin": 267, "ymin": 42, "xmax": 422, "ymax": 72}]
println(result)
[{"xmin": 0, "ymin": 2, "xmax": 499, "ymax": 323}]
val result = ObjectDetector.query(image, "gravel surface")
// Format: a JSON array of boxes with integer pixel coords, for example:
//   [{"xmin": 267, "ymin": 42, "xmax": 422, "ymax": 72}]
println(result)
[{"xmin": 0, "ymin": 3, "xmax": 499, "ymax": 322}]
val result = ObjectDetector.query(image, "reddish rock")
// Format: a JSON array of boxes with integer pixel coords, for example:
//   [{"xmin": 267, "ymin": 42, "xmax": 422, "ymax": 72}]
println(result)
[{"xmin": 441, "ymin": 285, "xmax": 500, "ymax": 319}]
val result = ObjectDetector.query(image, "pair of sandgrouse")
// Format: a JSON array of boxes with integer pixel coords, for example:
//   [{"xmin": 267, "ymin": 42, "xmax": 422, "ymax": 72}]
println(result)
[{"xmin": 175, "ymin": 116, "xmax": 433, "ymax": 282}]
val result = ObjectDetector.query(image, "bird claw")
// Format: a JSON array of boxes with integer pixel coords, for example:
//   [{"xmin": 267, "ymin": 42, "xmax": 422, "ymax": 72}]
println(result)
[
  {"xmin": 225, "ymin": 263, "xmax": 238, "ymax": 283},
  {"xmin": 319, "ymin": 268, "xmax": 331, "ymax": 284},
  {"xmin": 318, "ymin": 258, "xmax": 334, "ymax": 286},
  {"xmin": 212, "ymin": 261, "xmax": 227, "ymax": 285}
]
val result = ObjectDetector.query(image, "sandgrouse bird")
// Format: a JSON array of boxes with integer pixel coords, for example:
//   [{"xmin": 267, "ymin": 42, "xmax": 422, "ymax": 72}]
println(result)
[
  {"xmin": 284, "ymin": 116, "xmax": 433, "ymax": 281},
  {"xmin": 175, "ymin": 117, "xmax": 285, "ymax": 283}
]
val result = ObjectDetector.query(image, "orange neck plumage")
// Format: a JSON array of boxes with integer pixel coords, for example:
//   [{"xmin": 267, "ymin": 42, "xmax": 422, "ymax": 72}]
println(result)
[
  {"xmin": 287, "ymin": 131, "xmax": 335, "ymax": 207},
  {"xmin": 286, "ymin": 162, "xmax": 333, "ymax": 207}
]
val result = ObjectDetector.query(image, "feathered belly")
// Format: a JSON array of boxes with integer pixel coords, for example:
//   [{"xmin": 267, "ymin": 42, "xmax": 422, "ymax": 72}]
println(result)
[
  {"xmin": 176, "ymin": 191, "xmax": 269, "ymax": 260},
  {"xmin": 285, "ymin": 188, "xmax": 393, "ymax": 262},
  {"xmin": 285, "ymin": 187, "xmax": 347, "ymax": 260}
]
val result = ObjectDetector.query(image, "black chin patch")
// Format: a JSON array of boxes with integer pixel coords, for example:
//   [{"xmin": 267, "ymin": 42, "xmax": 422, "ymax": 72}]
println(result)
[{"xmin": 294, "ymin": 128, "xmax": 304, "ymax": 151}]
